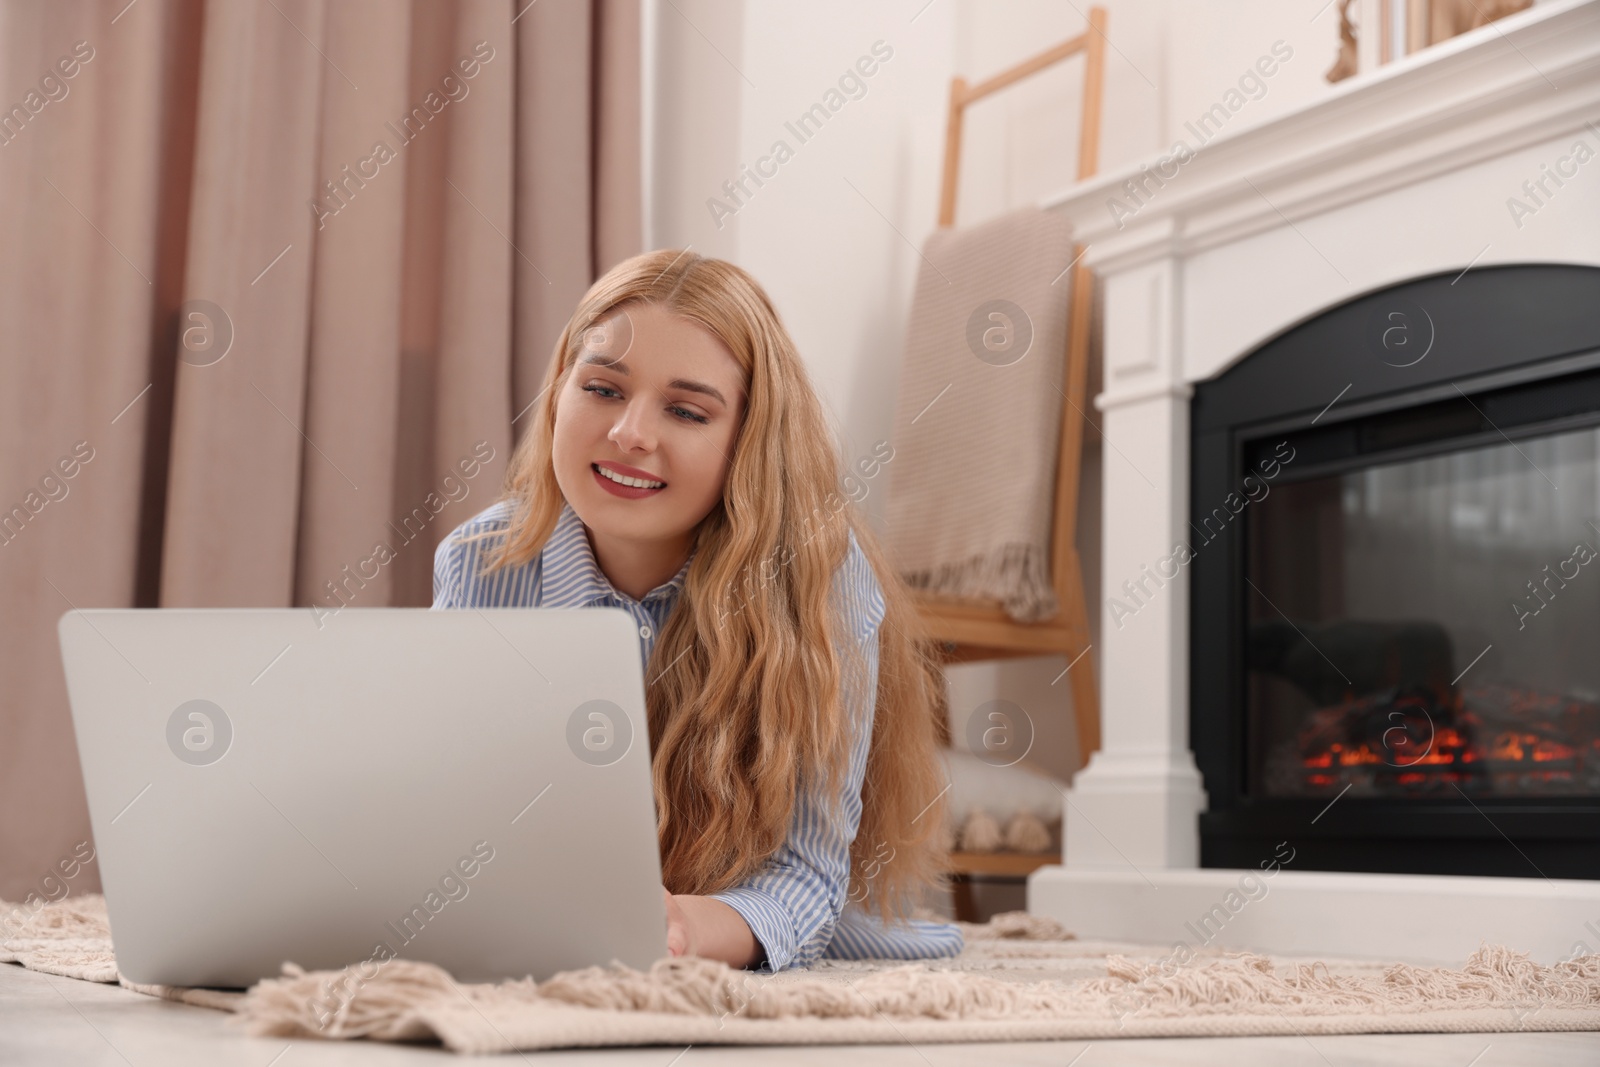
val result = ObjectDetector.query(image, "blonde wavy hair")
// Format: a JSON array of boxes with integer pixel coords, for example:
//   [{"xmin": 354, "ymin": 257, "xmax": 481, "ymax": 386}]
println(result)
[{"xmin": 463, "ymin": 249, "xmax": 952, "ymax": 923}]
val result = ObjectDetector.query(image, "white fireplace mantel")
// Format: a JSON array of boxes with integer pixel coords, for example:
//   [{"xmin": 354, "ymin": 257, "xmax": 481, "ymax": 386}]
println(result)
[
  {"xmin": 1028, "ymin": 0, "xmax": 1600, "ymax": 962},
  {"xmin": 1055, "ymin": 0, "xmax": 1600, "ymax": 393}
]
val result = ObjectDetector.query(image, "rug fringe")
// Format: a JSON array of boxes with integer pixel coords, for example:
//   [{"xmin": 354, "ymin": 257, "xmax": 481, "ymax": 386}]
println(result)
[
  {"xmin": 960, "ymin": 911, "xmax": 1072, "ymax": 941},
  {"xmin": 231, "ymin": 942, "xmax": 1600, "ymax": 1039},
  {"xmin": 1089, "ymin": 944, "xmax": 1600, "ymax": 1019}
]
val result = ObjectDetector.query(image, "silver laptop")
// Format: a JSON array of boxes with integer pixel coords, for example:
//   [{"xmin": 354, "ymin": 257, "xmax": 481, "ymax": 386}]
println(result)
[{"xmin": 57, "ymin": 607, "xmax": 668, "ymax": 989}]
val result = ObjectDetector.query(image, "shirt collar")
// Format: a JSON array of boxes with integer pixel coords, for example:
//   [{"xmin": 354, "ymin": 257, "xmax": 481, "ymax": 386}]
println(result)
[{"xmin": 543, "ymin": 500, "xmax": 696, "ymax": 609}]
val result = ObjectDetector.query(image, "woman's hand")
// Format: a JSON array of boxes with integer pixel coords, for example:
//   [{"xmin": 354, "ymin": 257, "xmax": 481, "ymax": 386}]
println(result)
[
  {"xmin": 663, "ymin": 886, "xmax": 693, "ymax": 957},
  {"xmin": 661, "ymin": 886, "xmax": 764, "ymax": 968}
]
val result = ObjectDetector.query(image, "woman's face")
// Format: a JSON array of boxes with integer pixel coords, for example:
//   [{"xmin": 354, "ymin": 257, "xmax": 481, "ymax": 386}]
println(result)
[{"xmin": 552, "ymin": 301, "xmax": 747, "ymax": 551}]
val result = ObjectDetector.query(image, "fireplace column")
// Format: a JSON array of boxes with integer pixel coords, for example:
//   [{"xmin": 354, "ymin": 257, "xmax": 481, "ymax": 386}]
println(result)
[{"xmin": 1063, "ymin": 256, "xmax": 1208, "ymax": 869}]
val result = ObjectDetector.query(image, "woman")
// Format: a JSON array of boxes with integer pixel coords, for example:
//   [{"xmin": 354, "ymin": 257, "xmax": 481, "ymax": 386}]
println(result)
[{"xmin": 431, "ymin": 249, "xmax": 962, "ymax": 972}]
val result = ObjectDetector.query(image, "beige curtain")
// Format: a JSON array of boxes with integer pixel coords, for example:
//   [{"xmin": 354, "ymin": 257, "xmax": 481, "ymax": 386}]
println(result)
[{"xmin": 0, "ymin": 0, "xmax": 641, "ymax": 900}]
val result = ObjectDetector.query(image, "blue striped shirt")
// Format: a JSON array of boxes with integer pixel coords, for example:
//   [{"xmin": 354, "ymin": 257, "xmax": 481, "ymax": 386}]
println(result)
[{"xmin": 431, "ymin": 498, "xmax": 964, "ymax": 971}]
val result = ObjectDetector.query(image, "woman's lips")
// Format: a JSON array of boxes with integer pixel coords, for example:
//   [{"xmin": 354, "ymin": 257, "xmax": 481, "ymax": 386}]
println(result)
[{"xmin": 592, "ymin": 463, "xmax": 666, "ymax": 499}]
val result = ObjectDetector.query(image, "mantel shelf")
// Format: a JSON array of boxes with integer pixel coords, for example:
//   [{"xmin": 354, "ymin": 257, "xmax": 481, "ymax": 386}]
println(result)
[{"xmin": 1037, "ymin": 0, "xmax": 1600, "ymax": 273}]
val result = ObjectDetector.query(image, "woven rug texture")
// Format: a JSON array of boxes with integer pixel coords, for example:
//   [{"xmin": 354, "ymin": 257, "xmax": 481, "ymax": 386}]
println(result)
[{"xmin": 4, "ymin": 894, "xmax": 1598, "ymax": 1052}]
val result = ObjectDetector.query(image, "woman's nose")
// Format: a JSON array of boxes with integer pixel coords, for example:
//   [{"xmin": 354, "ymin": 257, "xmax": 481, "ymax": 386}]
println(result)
[{"xmin": 608, "ymin": 400, "xmax": 656, "ymax": 451}]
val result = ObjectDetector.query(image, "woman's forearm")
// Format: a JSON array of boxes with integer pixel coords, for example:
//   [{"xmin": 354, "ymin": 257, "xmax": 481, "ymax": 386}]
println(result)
[{"xmin": 675, "ymin": 894, "xmax": 764, "ymax": 969}]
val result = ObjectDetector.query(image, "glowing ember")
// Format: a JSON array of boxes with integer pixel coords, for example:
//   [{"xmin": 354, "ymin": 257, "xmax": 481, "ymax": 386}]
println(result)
[{"xmin": 1285, "ymin": 681, "xmax": 1600, "ymax": 796}]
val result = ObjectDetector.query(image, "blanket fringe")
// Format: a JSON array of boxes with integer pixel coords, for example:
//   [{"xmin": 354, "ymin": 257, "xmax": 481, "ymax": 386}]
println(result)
[{"xmin": 899, "ymin": 543, "xmax": 1059, "ymax": 623}]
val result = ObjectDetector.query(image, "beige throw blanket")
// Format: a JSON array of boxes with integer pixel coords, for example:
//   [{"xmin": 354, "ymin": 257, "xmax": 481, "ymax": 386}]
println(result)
[
  {"xmin": 885, "ymin": 204, "xmax": 1078, "ymax": 623},
  {"xmin": 6, "ymin": 893, "xmax": 1599, "ymax": 1053}
]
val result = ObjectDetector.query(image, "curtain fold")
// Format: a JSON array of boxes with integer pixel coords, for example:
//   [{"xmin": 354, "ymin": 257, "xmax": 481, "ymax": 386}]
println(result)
[
  {"xmin": 0, "ymin": 0, "xmax": 642, "ymax": 900},
  {"xmin": 297, "ymin": 0, "xmax": 413, "ymax": 614},
  {"xmin": 162, "ymin": 0, "xmax": 329, "ymax": 607}
]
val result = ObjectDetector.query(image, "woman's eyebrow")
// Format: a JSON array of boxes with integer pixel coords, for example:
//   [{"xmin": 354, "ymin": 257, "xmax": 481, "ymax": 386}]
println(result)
[{"xmin": 578, "ymin": 353, "xmax": 729, "ymax": 407}]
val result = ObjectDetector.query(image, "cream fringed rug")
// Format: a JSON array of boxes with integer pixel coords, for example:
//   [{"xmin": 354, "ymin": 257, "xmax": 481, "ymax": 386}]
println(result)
[{"xmin": 5, "ymin": 895, "xmax": 1600, "ymax": 1053}]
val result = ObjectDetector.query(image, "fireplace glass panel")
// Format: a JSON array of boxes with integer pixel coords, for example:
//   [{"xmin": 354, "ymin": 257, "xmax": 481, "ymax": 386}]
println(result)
[{"xmin": 1246, "ymin": 425, "xmax": 1600, "ymax": 799}]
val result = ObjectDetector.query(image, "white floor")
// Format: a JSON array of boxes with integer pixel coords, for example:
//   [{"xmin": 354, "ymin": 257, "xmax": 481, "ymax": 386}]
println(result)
[{"xmin": 3, "ymin": 962, "xmax": 1597, "ymax": 1066}]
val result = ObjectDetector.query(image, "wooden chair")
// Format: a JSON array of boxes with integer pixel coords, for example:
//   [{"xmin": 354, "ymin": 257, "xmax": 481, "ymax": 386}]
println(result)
[{"xmin": 924, "ymin": 8, "xmax": 1108, "ymax": 912}]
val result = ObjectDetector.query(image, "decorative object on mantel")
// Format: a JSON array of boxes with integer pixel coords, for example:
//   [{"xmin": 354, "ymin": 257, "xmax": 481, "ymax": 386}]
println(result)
[
  {"xmin": 1327, "ymin": 0, "xmax": 1359, "ymax": 83},
  {"xmin": 7, "ymin": 893, "xmax": 1599, "ymax": 1052},
  {"xmin": 1327, "ymin": 0, "xmax": 1534, "ymax": 83}
]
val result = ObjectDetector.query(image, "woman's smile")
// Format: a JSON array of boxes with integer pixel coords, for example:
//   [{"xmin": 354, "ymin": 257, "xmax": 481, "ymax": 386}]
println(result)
[{"xmin": 592, "ymin": 461, "xmax": 667, "ymax": 498}]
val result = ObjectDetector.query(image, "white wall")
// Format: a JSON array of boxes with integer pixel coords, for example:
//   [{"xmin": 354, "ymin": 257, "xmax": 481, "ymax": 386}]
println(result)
[
  {"xmin": 650, "ymin": 1, "xmax": 958, "ymax": 461},
  {"xmin": 646, "ymin": 0, "xmax": 745, "ymax": 263},
  {"xmin": 646, "ymin": 0, "xmax": 1402, "ymax": 783}
]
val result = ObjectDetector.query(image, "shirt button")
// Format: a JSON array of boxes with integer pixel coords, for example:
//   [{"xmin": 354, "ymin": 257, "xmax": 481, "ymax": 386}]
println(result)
[{"xmin": 639, "ymin": 623, "xmax": 653, "ymax": 638}]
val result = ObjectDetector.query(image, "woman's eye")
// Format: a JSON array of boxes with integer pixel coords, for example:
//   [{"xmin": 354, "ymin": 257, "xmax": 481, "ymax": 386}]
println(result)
[{"xmin": 583, "ymin": 384, "xmax": 708, "ymax": 425}]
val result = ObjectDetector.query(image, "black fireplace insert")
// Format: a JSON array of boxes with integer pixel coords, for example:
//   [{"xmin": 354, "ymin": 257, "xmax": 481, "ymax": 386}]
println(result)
[{"xmin": 1191, "ymin": 264, "xmax": 1600, "ymax": 879}]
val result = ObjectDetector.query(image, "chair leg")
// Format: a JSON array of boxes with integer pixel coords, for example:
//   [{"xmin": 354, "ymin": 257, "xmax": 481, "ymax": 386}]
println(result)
[
  {"xmin": 1068, "ymin": 648, "xmax": 1101, "ymax": 763},
  {"xmin": 951, "ymin": 875, "xmax": 979, "ymax": 923},
  {"xmin": 1062, "ymin": 561, "xmax": 1101, "ymax": 762}
]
